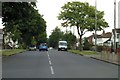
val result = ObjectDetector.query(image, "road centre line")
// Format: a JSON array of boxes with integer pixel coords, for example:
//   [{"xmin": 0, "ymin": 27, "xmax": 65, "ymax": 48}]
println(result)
[
  {"xmin": 47, "ymin": 52, "xmax": 54, "ymax": 75},
  {"xmin": 48, "ymin": 55, "xmax": 50, "ymax": 60},
  {"xmin": 50, "ymin": 66, "xmax": 54, "ymax": 75},
  {"xmin": 47, "ymin": 52, "xmax": 51, "ymax": 60},
  {"xmin": 47, "ymin": 53, "xmax": 51, "ymax": 65},
  {"xmin": 49, "ymin": 60, "xmax": 52, "ymax": 65}
]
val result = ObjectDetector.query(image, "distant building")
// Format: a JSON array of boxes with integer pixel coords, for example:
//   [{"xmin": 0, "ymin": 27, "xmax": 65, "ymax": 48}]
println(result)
[{"xmin": 87, "ymin": 31, "xmax": 112, "ymax": 46}]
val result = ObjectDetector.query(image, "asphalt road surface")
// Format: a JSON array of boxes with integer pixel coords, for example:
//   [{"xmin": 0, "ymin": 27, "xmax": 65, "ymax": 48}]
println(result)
[{"xmin": 2, "ymin": 49, "xmax": 118, "ymax": 78}]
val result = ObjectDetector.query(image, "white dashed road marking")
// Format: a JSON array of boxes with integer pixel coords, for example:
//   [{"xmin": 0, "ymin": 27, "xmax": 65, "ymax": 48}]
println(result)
[
  {"xmin": 47, "ymin": 51, "xmax": 54, "ymax": 75},
  {"xmin": 49, "ymin": 60, "xmax": 52, "ymax": 65},
  {"xmin": 50, "ymin": 66, "xmax": 54, "ymax": 75}
]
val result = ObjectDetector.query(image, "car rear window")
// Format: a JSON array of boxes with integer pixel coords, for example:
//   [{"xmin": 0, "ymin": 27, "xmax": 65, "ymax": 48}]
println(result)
[{"xmin": 30, "ymin": 45, "xmax": 35, "ymax": 47}]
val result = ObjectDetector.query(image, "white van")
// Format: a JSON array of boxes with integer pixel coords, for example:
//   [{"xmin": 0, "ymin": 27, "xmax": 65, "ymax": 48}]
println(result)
[{"xmin": 58, "ymin": 41, "xmax": 67, "ymax": 51}]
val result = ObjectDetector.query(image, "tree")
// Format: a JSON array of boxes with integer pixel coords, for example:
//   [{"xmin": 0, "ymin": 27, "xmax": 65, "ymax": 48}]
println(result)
[
  {"xmin": 62, "ymin": 31, "xmax": 76, "ymax": 49},
  {"xmin": 83, "ymin": 37, "xmax": 91, "ymax": 50},
  {"xmin": 48, "ymin": 27, "xmax": 63, "ymax": 48},
  {"xmin": 58, "ymin": 1, "xmax": 109, "ymax": 51},
  {"xmin": 2, "ymin": 2, "xmax": 47, "ymax": 48}
]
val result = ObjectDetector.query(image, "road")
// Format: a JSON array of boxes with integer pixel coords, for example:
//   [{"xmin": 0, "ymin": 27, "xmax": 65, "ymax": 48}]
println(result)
[{"xmin": 2, "ymin": 49, "xmax": 118, "ymax": 78}]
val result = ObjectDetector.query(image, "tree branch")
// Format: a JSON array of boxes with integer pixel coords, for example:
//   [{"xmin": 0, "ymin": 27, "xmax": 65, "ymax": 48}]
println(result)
[{"xmin": 83, "ymin": 30, "xmax": 88, "ymax": 35}]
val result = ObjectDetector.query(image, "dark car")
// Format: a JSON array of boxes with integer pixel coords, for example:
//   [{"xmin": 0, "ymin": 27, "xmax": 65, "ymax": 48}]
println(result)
[{"xmin": 39, "ymin": 43, "xmax": 48, "ymax": 51}]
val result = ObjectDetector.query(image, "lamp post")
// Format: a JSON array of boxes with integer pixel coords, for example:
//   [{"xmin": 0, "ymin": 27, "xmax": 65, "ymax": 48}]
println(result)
[
  {"xmin": 95, "ymin": 0, "xmax": 97, "ymax": 52},
  {"xmin": 114, "ymin": 0, "xmax": 116, "ymax": 54}
]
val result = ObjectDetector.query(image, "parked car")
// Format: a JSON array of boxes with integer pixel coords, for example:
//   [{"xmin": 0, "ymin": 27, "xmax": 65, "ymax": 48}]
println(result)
[
  {"xmin": 39, "ymin": 43, "xmax": 48, "ymax": 51},
  {"xmin": 29, "ymin": 45, "xmax": 37, "ymax": 51}
]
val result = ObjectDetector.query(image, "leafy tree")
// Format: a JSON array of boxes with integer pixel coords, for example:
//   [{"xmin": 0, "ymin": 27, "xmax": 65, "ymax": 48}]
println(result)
[
  {"xmin": 83, "ymin": 37, "xmax": 91, "ymax": 50},
  {"xmin": 58, "ymin": 1, "xmax": 109, "ymax": 51},
  {"xmin": 31, "ymin": 36, "xmax": 37, "ymax": 45},
  {"xmin": 62, "ymin": 31, "xmax": 76, "ymax": 49},
  {"xmin": 2, "ymin": 2, "xmax": 47, "ymax": 48},
  {"xmin": 48, "ymin": 27, "xmax": 63, "ymax": 48},
  {"xmin": 48, "ymin": 27, "xmax": 76, "ymax": 49}
]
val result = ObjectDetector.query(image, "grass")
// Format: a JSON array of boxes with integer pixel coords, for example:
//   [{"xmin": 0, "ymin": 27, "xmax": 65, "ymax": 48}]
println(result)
[
  {"xmin": 2, "ymin": 49, "xmax": 26, "ymax": 56},
  {"xmin": 68, "ymin": 50, "xmax": 96, "ymax": 55}
]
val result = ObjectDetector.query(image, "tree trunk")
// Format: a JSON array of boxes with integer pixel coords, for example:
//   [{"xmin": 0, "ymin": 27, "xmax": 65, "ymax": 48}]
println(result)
[
  {"xmin": 79, "ymin": 35, "xmax": 82, "ymax": 51},
  {"xmin": 76, "ymin": 25, "xmax": 83, "ymax": 51}
]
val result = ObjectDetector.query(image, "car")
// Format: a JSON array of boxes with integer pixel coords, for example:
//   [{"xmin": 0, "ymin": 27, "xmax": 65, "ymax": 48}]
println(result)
[
  {"xmin": 29, "ymin": 45, "xmax": 37, "ymax": 51},
  {"xmin": 39, "ymin": 43, "xmax": 48, "ymax": 51},
  {"xmin": 58, "ymin": 41, "xmax": 68, "ymax": 51}
]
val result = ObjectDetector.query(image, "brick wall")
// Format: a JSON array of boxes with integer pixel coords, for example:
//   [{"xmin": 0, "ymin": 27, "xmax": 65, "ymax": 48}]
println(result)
[{"xmin": 103, "ymin": 46, "xmax": 120, "ymax": 53}]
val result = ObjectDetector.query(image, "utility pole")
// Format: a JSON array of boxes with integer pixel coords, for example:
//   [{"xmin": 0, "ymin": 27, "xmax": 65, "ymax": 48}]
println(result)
[
  {"xmin": 95, "ymin": 0, "xmax": 97, "ymax": 52},
  {"xmin": 114, "ymin": 0, "xmax": 116, "ymax": 54},
  {"xmin": 73, "ymin": 26, "xmax": 75, "ymax": 35}
]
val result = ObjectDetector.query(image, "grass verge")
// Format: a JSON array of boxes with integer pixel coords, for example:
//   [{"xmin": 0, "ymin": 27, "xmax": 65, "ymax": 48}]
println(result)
[
  {"xmin": 68, "ymin": 50, "xmax": 96, "ymax": 55},
  {"xmin": 2, "ymin": 49, "xmax": 26, "ymax": 56}
]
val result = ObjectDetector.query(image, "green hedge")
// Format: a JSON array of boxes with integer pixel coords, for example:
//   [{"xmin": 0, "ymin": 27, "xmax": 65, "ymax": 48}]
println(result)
[
  {"xmin": 68, "ymin": 50, "xmax": 96, "ymax": 55},
  {"xmin": 2, "ymin": 49, "xmax": 26, "ymax": 56}
]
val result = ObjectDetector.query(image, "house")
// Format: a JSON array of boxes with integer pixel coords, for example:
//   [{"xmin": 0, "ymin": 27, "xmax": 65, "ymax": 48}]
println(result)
[
  {"xmin": 111, "ymin": 28, "xmax": 120, "ymax": 45},
  {"xmin": 87, "ymin": 33, "xmax": 94, "ymax": 45},
  {"xmin": 0, "ymin": 29, "xmax": 2, "ymax": 49},
  {"xmin": 87, "ymin": 31, "xmax": 112, "ymax": 46},
  {"xmin": 111, "ymin": 28, "xmax": 120, "ymax": 49},
  {"xmin": 3, "ymin": 31, "xmax": 19, "ymax": 49}
]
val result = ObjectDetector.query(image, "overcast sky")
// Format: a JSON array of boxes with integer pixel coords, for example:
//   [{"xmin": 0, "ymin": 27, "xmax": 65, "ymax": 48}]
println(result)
[
  {"xmin": 36, "ymin": 0, "xmax": 120, "ymax": 38},
  {"xmin": 0, "ymin": 0, "xmax": 120, "ymax": 38}
]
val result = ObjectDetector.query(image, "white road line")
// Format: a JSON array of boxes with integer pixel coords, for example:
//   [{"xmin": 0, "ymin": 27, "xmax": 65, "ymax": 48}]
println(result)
[
  {"xmin": 49, "ymin": 60, "xmax": 52, "ymax": 65},
  {"xmin": 48, "ymin": 55, "xmax": 50, "ymax": 60},
  {"xmin": 48, "ymin": 54, "xmax": 50, "ymax": 57},
  {"xmin": 47, "ymin": 54, "xmax": 51, "ymax": 60},
  {"xmin": 47, "ymin": 52, "xmax": 54, "ymax": 75},
  {"xmin": 50, "ymin": 66, "xmax": 54, "ymax": 75}
]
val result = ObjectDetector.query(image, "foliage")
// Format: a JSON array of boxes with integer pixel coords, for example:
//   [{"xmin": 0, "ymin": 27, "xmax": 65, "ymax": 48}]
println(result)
[
  {"xmin": 2, "ymin": 49, "xmax": 26, "ymax": 56},
  {"xmin": 58, "ymin": 1, "xmax": 109, "ymax": 51},
  {"xmin": 48, "ymin": 27, "xmax": 77, "ymax": 49},
  {"xmin": 2, "ymin": 2, "xmax": 47, "ymax": 48},
  {"xmin": 31, "ymin": 36, "xmax": 37, "ymax": 45},
  {"xmin": 96, "ymin": 46, "xmax": 103, "ymax": 52},
  {"xmin": 48, "ymin": 27, "xmax": 63, "ymax": 48},
  {"xmin": 68, "ymin": 50, "xmax": 96, "ymax": 55},
  {"xmin": 62, "ymin": 31, "xmax": 76, "ymax": 49},
  {"xmin": 83, "ymin": 37, "xmax": 92, "ymax": 50}
]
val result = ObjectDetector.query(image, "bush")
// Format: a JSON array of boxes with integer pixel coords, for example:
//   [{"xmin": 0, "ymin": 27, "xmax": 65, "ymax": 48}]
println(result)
[
  {"xmin": 96, "ymin": 46, "xmax": 103, "ymax": 52},
  {"xmin": 83, "ymin": 37, "xmax": 92, "ymax": 50}
]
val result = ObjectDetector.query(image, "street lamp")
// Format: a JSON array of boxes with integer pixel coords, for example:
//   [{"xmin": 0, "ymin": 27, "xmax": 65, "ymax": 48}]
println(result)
[
  {"xmin": 114, "ymin": 0, "xmax": 116, "ymax": 54},
  {"xmin": 95, "ymin": 0, "xmax": 97, "ymax": 52}
]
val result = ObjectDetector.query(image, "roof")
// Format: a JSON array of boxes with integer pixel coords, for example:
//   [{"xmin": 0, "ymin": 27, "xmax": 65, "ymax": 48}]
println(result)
[
  {"xmin": 102, "ymin": 32, "xmax": 112, "ymax": 38},
  {"xmin": 88, "ymin": 32, "xmax": 112, "ymax": 39}
]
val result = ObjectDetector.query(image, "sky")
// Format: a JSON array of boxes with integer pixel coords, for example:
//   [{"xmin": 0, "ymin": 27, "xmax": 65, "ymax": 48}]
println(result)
[
  {"xmin": 36, "ymin": 0, "xmax": 120, "ymax": 38},
  {"xmin": 0, "ymin": 0, "xmax": 120, "ymax": 38}
]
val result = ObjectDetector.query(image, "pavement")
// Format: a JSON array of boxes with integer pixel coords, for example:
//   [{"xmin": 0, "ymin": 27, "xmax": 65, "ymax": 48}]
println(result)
[
  {"xmin": 82, "ymin": 51, "xmax": 119, "ymax": 65},
  {"xmin": 2, "ymin": 49, "xmax": 118, "ymax": 78}
]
